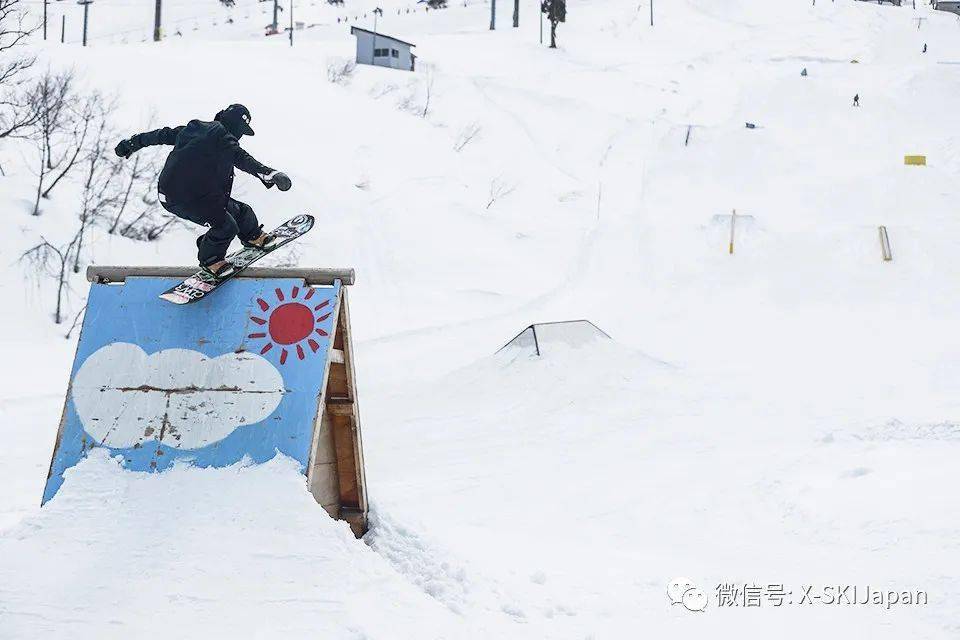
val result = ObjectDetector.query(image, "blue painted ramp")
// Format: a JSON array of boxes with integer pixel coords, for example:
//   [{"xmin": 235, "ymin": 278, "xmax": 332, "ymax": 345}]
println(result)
[{"xmin": 44, "ymin": 273, "xmax": 342, "ymax": 505}]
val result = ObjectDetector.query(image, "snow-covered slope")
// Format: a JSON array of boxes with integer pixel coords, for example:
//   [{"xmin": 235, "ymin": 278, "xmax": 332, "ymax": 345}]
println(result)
[{"xmin": 2, "ymin": 0, "xmax": 959, "ymax": 637}]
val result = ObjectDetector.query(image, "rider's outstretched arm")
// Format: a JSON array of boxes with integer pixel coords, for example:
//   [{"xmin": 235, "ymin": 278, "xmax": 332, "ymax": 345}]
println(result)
[
  {"xmin": 228, "ymin": 137, "xmax": 292, "ymax": 191},
  {"xmin": 115, "ymin": 126, "xmax": 184, "ymax": 158}
]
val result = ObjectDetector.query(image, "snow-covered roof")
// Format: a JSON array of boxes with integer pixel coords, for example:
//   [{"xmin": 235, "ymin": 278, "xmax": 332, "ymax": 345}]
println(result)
[{"xmin": 349, "ymin": 26, "xmax": 416, "ymax": 48}]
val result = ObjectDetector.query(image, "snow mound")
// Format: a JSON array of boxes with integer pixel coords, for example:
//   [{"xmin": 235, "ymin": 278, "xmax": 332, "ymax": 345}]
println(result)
[{"xmin": 0, "ymin": 451, "xmax": 470, "ymax": 640}]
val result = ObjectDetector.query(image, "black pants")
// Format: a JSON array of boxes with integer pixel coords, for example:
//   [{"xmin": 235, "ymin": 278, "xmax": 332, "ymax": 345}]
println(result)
[{"xmin": 162, "ymin": 194, "xmax": 261, "ymax": 266}]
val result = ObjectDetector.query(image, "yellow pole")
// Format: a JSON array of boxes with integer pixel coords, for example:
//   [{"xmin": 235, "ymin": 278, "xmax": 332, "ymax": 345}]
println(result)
[{"xmin": 729, "ymin": 209, "xmax": 736, "ymax": 254}]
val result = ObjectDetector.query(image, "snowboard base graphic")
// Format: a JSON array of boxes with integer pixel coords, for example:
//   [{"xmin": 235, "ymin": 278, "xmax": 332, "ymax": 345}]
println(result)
[{"xmin": 159, "ymin": 214, "xmax": 315, "ymax": 305}]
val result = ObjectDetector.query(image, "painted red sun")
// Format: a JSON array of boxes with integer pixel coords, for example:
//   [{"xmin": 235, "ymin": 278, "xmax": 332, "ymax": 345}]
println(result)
[{"xmin": 248, "ymin": 286, "xmax": 332, "ymax": 365}]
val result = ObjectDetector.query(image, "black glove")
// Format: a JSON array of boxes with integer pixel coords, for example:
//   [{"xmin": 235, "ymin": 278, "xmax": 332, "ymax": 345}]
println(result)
[
  {"xmin": 262, "ymin": 170, "xmax": 292, "ymax": 192},
  {"xmin": 114, "ymin": 139, "xmax": 135, "ymax": 158}
]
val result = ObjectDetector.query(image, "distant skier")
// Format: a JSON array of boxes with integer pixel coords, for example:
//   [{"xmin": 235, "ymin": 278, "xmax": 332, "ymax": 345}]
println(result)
[
  {"xmin": 114, "ymin": 104, "xmax": 292, "ymax": 278},
  {"xmin": 801, "ymin": 67, "xmax": 808, "ymax": 77},
  {"xmin": 923, "ymin": 43, "xmax": 927, "ymax": 53},
  {"xmin": 853, "ymin": 93, "xmax": 860, "ymax": 107}
]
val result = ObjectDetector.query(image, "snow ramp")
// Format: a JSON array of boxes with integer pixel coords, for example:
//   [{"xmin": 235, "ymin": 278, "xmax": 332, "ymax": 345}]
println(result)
[{"xmin": 43, "ymin": 266, "xmax": 368, "ymax": 536}]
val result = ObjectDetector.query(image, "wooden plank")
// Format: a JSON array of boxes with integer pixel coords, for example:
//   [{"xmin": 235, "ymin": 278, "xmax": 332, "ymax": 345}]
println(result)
[
  {"xmin": 331, "ymin": 414, "xmax": 360, "ymax": 506},
  {"xmin": 879, "ymin": 225, "xmax": 893, "ymax": 262},
  {"xmin": 310, "ymin": 460, "xmax": 342, "ymax": 510},
  {"xmin": 327, "ymin": 363, "xmax": 349, "ymax": 397},
  {"xmin": 305, "ymin": 291, "xmax": 341, "ymax": 514},
  {"xmin": 304, "ymin": 286, "xmax": 368, "ymax": 537},
  {"xmin": 86, "ymin": 265, "xmax": 356, "ymax": 286},
  {"xmin": 337, "ymin": 289, "xmax": 368, "ymax": 518},
  {"xmin": 326, "ymin": 402, "xmax": 355, "ymax": 417}
]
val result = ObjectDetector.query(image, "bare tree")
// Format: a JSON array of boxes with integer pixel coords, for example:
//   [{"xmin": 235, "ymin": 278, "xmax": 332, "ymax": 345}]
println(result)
[
  {"xmin": 107, "ymin": 152, "xmax": 158, "ymax": 234},
  {"xmin": 20, "ymin": 233, "xmax": 80, "ymax": 324},
  {"xmin": 99, "ymin": 113, "xmax": 166, "ymax": 237},
  {"xmin": 108, "ymin": 152, "xmax": 143, "ymax": 234},
  {"xmin": 326, "ymin": 58, "xmax": 356, "ymax": 84},
  {"xmin": 21, "ymin": 86, "xmax": 178, "ymax": 324},
  {"xmin": 64, "ymin": 304, "xmax": 87, "ymax": 339},
  {"xmin": 420, "ymin": 69, "xmax": 434, "ymax": 118},
  {"xmin": 110, "ymin": 156, "xmax": 177, "ymax": 241},
  {"xmin": 486, "ymin": 176, "xmax": 516, "ymax": 209},
  {"xmin": 398, "ymin": 68, "xmax": 436, "ymax": 118},
  {"xmin": 0, "ymin": 0, "xmax": 37, "ymax": 141},
  {"xmin": 30, "ymin": 71, "xmax": 91, "ymax": 215},
  {"xmin": 74, "ymin": 96, "xmax": 122, "ymax": 272},
  {"xmin": 454, "ymin": 122, "xmax": 481, "ymax": 152},
  {"xmin": 43, "ymin": 90, "xmax": 100, "ymax": 200}
]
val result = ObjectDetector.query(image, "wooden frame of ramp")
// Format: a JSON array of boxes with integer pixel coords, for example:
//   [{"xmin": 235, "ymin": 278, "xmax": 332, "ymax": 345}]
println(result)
[{"xmin": 84, "ymin": 266, "xmax": 369, "ymax": 537}]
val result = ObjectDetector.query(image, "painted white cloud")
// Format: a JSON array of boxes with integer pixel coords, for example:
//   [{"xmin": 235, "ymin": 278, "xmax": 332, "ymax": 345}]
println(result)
[{"xmin": 72, "ymin": 343, "xmax": 284, "ymax": 450}]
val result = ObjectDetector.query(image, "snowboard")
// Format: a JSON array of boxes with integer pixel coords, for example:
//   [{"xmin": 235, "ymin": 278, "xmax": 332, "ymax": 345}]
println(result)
[{"xmin": 159, "ymin": 214, "xmax": 315, "ymax": 305}]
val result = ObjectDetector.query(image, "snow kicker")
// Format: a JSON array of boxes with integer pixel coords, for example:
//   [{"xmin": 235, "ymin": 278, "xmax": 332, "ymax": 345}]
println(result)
[{"xmin": 43, "ymin": 266, "xmax": 369, "ymax": 536}]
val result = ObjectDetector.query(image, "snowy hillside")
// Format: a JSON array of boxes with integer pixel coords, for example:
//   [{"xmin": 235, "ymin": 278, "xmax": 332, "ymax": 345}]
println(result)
[{"xmin": 2, "ymin": 0, "xmax": 959, "ymax": 637}]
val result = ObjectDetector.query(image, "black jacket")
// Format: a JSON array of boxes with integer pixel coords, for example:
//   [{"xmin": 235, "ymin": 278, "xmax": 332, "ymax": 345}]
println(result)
[{"xmin": 128, "ymin": 120, "xmax": 273, "ymax": 204}]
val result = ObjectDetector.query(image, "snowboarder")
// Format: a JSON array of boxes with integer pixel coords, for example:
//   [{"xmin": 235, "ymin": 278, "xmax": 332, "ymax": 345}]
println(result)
[
  {"xmin": 114, "ymin": 104, "xmax": 292, "ymax": 278},
  {"xmin": 853, "ymin": 93, "xmax": 860, "ymax": 107}
]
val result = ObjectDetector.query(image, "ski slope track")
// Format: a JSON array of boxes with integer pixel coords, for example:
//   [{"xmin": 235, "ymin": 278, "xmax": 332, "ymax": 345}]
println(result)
[{"xmin": 1, "ymin": 0, "xmax": 959, "ymax": 637}]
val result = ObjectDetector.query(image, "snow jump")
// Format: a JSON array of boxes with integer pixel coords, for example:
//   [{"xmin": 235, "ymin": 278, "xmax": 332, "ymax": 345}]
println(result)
[{"xmin": 43, "ymin": 266, "xmax": 369, "ymax": 537}]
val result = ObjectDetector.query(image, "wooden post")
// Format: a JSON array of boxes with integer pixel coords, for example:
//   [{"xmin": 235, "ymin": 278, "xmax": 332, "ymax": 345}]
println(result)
[
  {"xmin": 729, "ymin": 209, "xmax": 737, "ymax": 254},
  {"xmin": 878, "ymin": 225, "xmax": 892, "ymax": 261},
  {"xmin": 61, "ymin": 14, "xmax": 66, "ymax": 43}
]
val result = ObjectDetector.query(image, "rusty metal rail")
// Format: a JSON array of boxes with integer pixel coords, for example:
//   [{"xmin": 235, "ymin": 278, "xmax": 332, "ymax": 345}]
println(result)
[{"xmin": 86, "ymin": 266, "xmax": 356, "ymax": 286}]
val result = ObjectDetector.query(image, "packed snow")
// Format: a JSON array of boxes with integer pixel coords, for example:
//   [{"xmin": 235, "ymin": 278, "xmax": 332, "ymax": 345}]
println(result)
[{"xmin": 1, "ymin": 0, "xmax": 959, "ymax": 637}]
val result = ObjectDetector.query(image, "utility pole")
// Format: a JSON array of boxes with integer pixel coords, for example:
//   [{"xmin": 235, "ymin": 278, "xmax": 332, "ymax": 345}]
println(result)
[
  {"xmin": 273, "ymin": 0, "xmax": 279, "ymax": 33},
  {"xmin": 513, "ymin": 0, "xmax": 518, "ymax": 27},
  {"xmin": 153, "ymin": 0, "xmax": 162, "ymax": 41},
  {"xmin": 489, "ymin": 0, "xmax": 495, "ymax": 30},
  {"xmin": 372, "ymin": 7, "xmax": 378, "ymax": 62},
  {"xmin": 289, "ymin": 0, "xmax": 293, "ymax": 46},
  {"xmin": 61, "ymin": 15, "xmax": 66, "ymax": 43},
  {"xmin": 78, "ymin": 0, "xmax": 92, "ymax": 47},
  {"xmin": 43, "ymin": 0, "xmax": 48, "ymax": 39},
  {"xmin": 650, "ymin": 0, "xmax": 653, "ymax": 26}
]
